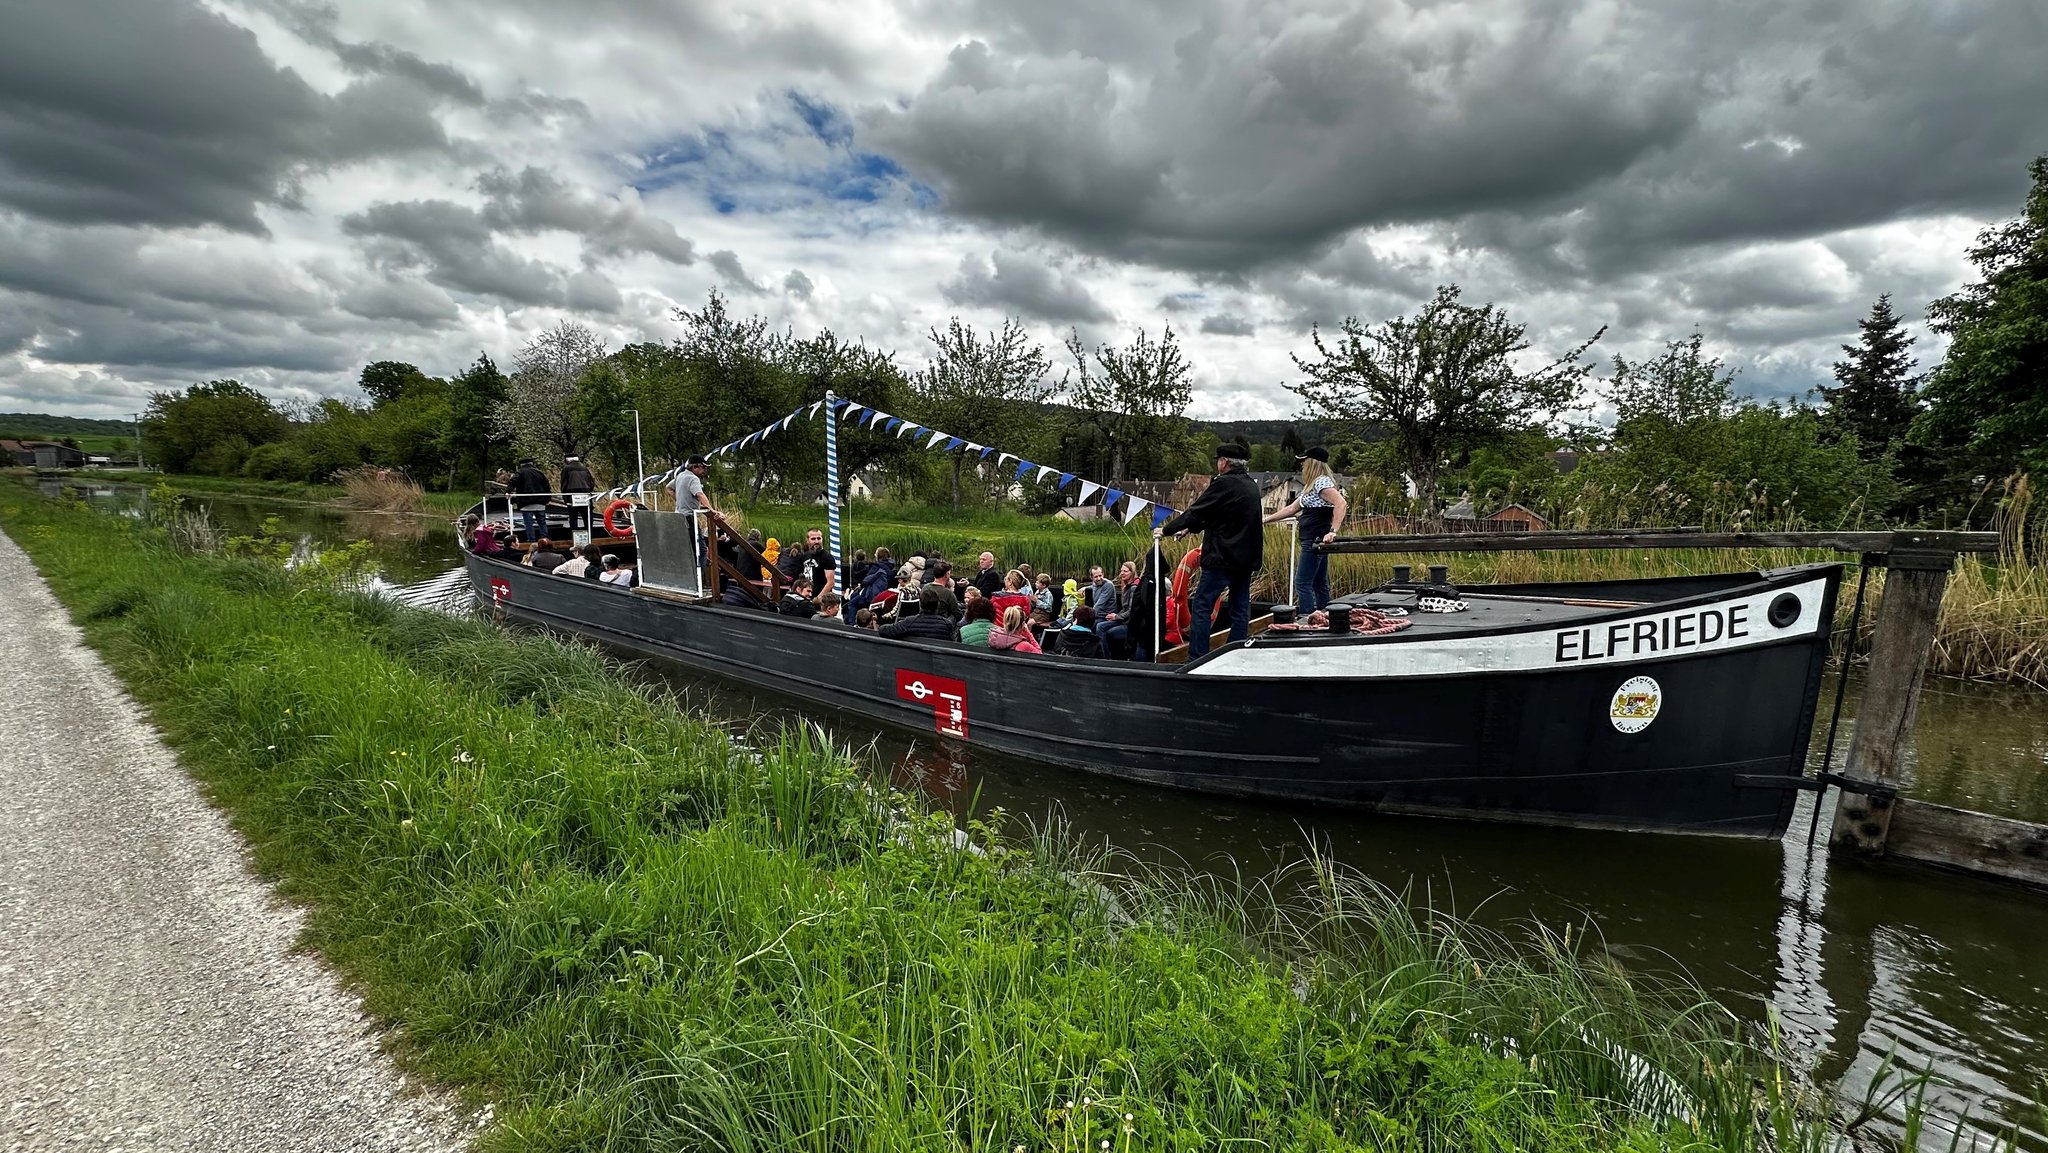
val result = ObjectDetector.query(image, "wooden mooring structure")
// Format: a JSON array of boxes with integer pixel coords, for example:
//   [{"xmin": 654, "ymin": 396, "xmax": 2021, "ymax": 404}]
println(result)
[{"xmin": 1322, "ymin": 528, "xmax": 2048, "ymax": 892}]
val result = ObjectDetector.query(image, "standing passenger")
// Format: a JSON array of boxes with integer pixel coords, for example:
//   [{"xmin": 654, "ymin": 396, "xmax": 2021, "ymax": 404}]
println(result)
[
  {"xmin": 669, "ymin": 454, "xmax": 714, "ymax": 587},
  {"xmin": 1156, "ymin": 443, "xmax": 1263, "ymax": 659},
  {"xmin": 508, "ymin": 457, "xmax": 552, "ymax": 543},
  {"xmin": 559, "ymin": 455, "xmax": 597, "ymax": 531},
  {"xmin": 1262, "ymin": 446, "xmax": 1347, "ymax": 612}
]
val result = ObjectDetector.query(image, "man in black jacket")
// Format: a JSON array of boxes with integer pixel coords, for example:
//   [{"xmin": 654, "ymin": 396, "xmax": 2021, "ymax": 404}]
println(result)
[
  {"xmin": 508, "ymin": 457, "xmax": 553, "ymax": 543},
  {"xmin": 559, "ymin": 455, "xmax": 597, "ymax": 531},
  {"xmin": 1155, "ymin": 442, "xmax": 1263, "ymax": 658}
]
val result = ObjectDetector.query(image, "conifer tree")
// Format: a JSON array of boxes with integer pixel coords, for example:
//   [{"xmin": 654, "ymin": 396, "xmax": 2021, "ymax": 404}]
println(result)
[{"xmin": 1818, "ymin": 295, "xmax": 1919, "ymax": 462}]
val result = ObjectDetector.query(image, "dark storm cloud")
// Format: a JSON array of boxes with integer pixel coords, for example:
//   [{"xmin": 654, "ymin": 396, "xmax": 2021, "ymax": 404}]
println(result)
[
  {"xmin": 1200, "ymin": 314, "xmax": 1254, "ymax": 337},
  {"xmin": 4, "ymin": 289, "xmax": 354, "ymax": 375},
  {"xmin": 708, "ymin": 251, "xmax": 767, "ymax": 295},
  {"xmin": 867, "ymin": 0, "xmax": 2048, "ymax": 275},
  {"xmin": 0, "ymin": 0, "xmax": 455, "ymax": 234},
  {"xmin": 784, "ymin": 269, "xmax": 815, "ymax": 299},
  {"xmin": 335, "ymin": 274, "xmax": 462, "ymax": 326},
  {"xmin": 477, "ymin": 167, "xmax": 697, "ymax": 266},
  {"xmin": 342, "ymin": 199, "xmax": 567, "ymax": 305},
  {"xmin": 940, "ymin": 249, "xmax": 1111, "ymax": 323}
]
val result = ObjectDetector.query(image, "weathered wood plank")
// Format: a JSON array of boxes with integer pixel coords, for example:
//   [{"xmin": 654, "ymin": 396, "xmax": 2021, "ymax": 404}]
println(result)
[
  {"xmin": 1885, "ymin": 799, "xmax": 2048, "ymax": 890},
  {"xmin": 1831, "ymin": 562, "xmax": 1952, "ymax": 854},
  {"xmin": 1318, "ymin": 529, "xmax": 1999, "ymax": 556}
]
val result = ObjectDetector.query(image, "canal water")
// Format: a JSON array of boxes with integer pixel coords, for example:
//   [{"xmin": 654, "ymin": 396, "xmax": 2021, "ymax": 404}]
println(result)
[{"xmin": 65, "ymin": 484, "xmax": 2048, "ymax": 1146}]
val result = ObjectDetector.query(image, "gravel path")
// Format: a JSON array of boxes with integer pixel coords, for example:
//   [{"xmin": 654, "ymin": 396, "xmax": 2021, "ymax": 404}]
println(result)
[{"xmin": 0, "ymin": 529, "xmax": 473, "ymax": 1152}]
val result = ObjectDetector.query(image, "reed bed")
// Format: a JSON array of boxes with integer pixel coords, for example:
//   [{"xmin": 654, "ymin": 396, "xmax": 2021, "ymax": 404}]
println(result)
[
  {"xmin": 6, "ymin": 479, "xmax": 2009, "ymax": 1151},
  {"xmin": 334, "ymin": 464, "xmax": 427, "ymax": 514}
]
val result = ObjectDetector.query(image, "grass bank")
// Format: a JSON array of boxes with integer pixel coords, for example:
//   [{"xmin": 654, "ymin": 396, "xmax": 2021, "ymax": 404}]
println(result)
[{"xmin": 3, "ymin": 479, "xmax": 1973, "ymax": 1151}]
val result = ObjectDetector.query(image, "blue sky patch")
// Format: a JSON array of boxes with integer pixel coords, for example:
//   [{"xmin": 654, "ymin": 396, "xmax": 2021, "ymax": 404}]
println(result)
[{"xmin": 627, "ymin": 92, "xmax": 927, "ymax": 217}]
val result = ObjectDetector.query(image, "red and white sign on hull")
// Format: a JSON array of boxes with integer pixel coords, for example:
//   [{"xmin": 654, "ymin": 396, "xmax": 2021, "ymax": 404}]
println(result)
[{"xmin": 895, "ymin": 670, "xmax": 968, "ymax": 739}]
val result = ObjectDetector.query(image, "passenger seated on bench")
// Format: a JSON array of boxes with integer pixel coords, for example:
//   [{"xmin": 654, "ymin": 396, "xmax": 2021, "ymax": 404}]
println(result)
[
  {"xmin": 991, "ymin": 571, "xmax": 1032, "ymax": 619},
  {"xmin": 925, "ymin": 582, "xmax": 962, "ymax": 622},
  {"xmin": 526, "ymin": 546, "xmax": 565, "ymax": 574},
  {"xmin": 880, "ymin": 586, "xmax": 959, "ymax": 642},
  {"xmin": 778, "ymin": 576, "xmax": 818, "ymax": 618},
  {"xmin": 988, "ymin": 606, "xmax": 1042, "ymax": 654},
  {"xmin": 1052, "ymin": 605, "xmax": 1104, "ymax": 658},
  {"xmin": 958, "ymin": 596, "xmax": 996, "ymax": 646},
  {"xmin": 598, "ymin": 554, "xmax": 636, "ymax": 589},
  {"xmin": 815, "ymin": 590, "xmax": 846, "ymax": 623},
  {"xmin": 554, "ymin": 546, "xmax": 592, "ymax": 579},
  {"xmin": 855, "ymin": 608, "xmax": 879, "ymax": 631},
  {"xmin": 720, "ymin": 577, "xmax": 760, "ymax": 609}
]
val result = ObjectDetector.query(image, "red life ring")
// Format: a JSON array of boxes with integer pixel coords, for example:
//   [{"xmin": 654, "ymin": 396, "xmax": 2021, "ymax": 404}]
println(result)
[
  {"xmin": 601, "ymin": 499, "xmax": 639, "ymax": 538},
  {"xmin": 1166, "ymin": 547, "xmax": 1220, "ymax": 645}
]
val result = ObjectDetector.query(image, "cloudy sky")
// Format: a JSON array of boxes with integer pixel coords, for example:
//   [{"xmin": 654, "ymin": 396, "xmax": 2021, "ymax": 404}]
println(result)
[{"xmin": 3, "ymin": 0, "xmax": 2043, "ymax": 421}]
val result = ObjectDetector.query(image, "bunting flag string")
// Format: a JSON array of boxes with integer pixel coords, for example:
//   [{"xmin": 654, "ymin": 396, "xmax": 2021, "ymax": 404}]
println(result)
[{"xmin": 598, "ymin": 396, "xmax": 1183, "ymax": 523}]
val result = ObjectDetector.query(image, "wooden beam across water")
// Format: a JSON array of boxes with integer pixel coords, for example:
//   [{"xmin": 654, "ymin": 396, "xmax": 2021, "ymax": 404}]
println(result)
[{"xmin": 1885, "ymin": 799, "xmax": 2048, "ymax": 891}]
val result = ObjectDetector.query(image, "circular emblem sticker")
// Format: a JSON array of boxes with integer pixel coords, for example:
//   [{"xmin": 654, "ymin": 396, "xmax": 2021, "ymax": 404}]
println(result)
[{"xmin": 1609, "ymin": 675, "xmax": 1662, "ymax": 733}]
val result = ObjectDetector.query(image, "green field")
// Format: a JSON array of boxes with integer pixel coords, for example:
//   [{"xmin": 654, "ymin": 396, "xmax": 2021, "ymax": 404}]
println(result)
[{"xmin": 1, "ymin": 477, "xmax": 1975, "ymax": 1152}]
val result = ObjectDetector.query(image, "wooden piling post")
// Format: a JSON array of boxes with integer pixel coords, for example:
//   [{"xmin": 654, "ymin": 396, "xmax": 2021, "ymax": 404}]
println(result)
[{"xmin": 1830, "ymin": 547, "xmax": 1955, "ymax": 855}]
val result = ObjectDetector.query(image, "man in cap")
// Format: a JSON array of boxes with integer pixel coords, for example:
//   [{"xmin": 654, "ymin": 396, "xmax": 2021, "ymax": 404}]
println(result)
[
  {"xmin": 669, "ymin": 455, "xmax": 716, "ymax": 590},
  {"xmin": 1155, "ymin": 442, "xmax": 1263, "ymax": 659},
  {"xmin": 559, "ymin": 455, "xmax": 596, "ymax": 531}
]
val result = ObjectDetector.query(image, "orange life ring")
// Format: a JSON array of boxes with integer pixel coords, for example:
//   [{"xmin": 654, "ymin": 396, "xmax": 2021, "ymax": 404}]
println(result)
[{"xmin": 601, "ymin": 498, "xmax": 638, "ymax": 538}]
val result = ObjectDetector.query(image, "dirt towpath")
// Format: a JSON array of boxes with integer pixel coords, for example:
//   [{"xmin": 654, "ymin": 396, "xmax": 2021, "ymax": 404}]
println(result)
[{"xmin": 0, "ymin": 529, "xmax": 470, "ymax": 1152}]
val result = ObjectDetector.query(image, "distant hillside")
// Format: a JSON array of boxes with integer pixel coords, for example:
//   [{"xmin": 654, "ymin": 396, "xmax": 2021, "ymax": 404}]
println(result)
[
  {"xmin": 1193, "ymin": 418, "xmax": 1336, "ymax": 447},
  {"xmin": 0, "ymin": 412, "xmax": 137, "ymax": 439}
]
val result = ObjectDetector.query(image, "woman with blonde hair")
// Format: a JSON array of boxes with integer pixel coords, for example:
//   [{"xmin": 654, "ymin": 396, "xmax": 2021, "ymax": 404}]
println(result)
[{"xmin": 1263, "ymin": 447, "xmax": 1348, "ymax": 613}]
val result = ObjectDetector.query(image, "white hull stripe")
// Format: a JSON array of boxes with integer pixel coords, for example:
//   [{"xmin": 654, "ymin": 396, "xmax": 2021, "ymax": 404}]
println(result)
[{"xmin": 1189, "ymin": 577, "xmax": 1831, "ymax": 679}]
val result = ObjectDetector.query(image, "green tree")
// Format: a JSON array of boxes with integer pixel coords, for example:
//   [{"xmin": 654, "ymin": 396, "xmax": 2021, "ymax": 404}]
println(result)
[
  {"xmin": 572, "ymin": 362, "xmax": 638, "ymax": 485},
  {"xmin": 140, "ymin": 379, "xmax": 289, "ymax": 475},
  {"xmin": 1579, "ymin": 335, "xmax": 1895, "ymax": 528},
  {"xmin": 910, "ymin": 317, "xmax": 1061, "ymax": 509},
  {"xmin": 1914, "ymin": 155, "xmax": 2048, "ymax": 480},
  {"xmin": 779, "ymin": 330, "xmax": 916, "ymax": 499},
  {"xmin": 446, "ymin": 353, "xmax": 509, "ymax": 487},
  {"xmin": 1063, "ymin": 324, "xmax": 1194, "ymax": 482},
  {"xmin": 1289, "ymin": 284, "xmax": 1601, "ymax": 510},
  {"xmin": 672, "ymin": 290, "xmax": 793, "ymax": 502},
  {"xmin": 1819, "ymin": 295, "xmax": 1920, "ymax": 462},
  {"xmin": 358, "ymin": 361, "xmax": 431, "ymax": 406},
  {"xmin": 1248, "ymin": 443, "xmax": 1290, "ymax": 472},
  {"xmin": 1279, "ymin": 425, "xmax": 1305, "ymax": 458}
]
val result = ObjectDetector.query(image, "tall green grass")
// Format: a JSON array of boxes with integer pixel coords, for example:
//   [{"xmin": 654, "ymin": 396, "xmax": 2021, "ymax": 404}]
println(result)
[{"xmin": 1, "ymin": 480, "xmax": 2024, "ymax": 1151}]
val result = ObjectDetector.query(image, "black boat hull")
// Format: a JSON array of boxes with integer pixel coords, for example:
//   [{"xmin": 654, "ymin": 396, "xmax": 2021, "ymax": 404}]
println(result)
[{"xmin": 463, "ymin": 554, "xmax": 1837, "ymax": 837}]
